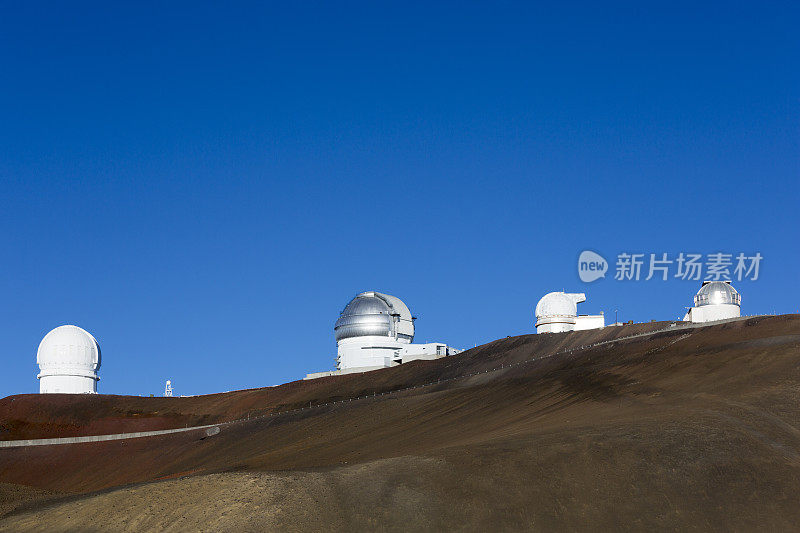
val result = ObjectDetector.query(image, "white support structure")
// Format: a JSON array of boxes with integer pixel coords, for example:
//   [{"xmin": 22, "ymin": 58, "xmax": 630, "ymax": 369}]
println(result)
[{"xmin": 574, "ymin": 314, "xmax": 606, "ymax": 331}]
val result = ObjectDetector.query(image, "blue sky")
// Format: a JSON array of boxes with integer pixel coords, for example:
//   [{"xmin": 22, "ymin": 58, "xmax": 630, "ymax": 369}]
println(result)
[{"xmin": 1, "ymin": 1, "xmax": 798, "ymax": 397}]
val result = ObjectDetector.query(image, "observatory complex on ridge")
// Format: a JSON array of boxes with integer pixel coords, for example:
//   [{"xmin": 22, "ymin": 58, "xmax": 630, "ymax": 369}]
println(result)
[
  {"xmin": 31, "ymin": 283, "xmax": 749, "ymax": 393},
  {"xmin": 305, "ymin": 291, "xmax": 461, "ymax": 379}
]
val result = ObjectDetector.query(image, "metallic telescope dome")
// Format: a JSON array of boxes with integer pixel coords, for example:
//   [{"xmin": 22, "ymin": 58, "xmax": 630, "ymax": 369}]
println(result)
[
  {"xmin": 694, "ymin": 281, "xmax": 741, "ymax": 307},
  {"xmin": 334, "ymin": 291, "xmax": 415, "ymax": 343}
]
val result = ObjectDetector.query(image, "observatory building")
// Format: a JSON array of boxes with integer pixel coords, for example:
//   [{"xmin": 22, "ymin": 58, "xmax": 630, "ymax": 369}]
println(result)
[
  {"xmin": 683, "ymin": 281, "xmax": 741, "ymax": 323},
  {"xmin": 37, "ymin": 325, "xmax": 101, "ymax": 394},
  {"xmin": 305, "ymin": 291, "xmax": 460, "ymax": 379},
  {"xmin": 535, "ymin": 292, "xmax": 605, "ymax": 334}
]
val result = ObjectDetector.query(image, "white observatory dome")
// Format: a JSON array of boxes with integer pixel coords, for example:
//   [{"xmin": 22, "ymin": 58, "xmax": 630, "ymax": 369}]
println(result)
[
  {"xmin": 334, "ymin": 291, "xmax": 415, "ymax": 343},
  {"xmin": 694, "ymin": 281, "xmax": 741, "ymax": 307},
  {"xmin": 36, "ymin": 325, "xmax": 101, "ymax": 394},
  {"xmin": 535, "ymin": 292, "xmax": 587, "ymax": 319},
  {"xmin": 535, "ymin": 292, "xmax": 587, "ymax": 333}
]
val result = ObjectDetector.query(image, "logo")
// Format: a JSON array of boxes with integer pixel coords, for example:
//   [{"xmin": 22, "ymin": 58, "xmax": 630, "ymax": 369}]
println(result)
[
  {"xmin": 578, "ymin": 250, "xmax": 608, "ymax": 282},
  {"xmin": 576, "ymin": 250, "xmax": 762, "ymax": 282}
]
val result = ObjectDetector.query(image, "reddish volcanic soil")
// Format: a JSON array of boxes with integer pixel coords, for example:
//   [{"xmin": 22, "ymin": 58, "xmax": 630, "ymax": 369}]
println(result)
[{"xmin": 1, "ymin": 315, "xmax": 799, "ymax": 531}]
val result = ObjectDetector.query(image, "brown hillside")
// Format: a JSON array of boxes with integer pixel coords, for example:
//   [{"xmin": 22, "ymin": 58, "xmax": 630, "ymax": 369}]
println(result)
[{"xmin": 0, "ymin": 315, "xmax": 799, "ymax": 531}]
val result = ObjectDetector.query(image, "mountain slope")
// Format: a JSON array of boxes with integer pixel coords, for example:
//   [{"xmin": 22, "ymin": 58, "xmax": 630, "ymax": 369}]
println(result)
[{"xmin": 1, "ymin": 315, "xmax": 799, "ymax": 531}]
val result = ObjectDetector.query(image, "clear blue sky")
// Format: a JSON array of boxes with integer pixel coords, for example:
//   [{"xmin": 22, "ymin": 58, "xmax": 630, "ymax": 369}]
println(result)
[{"xmin": 1, "ymin": 1, "xmax": 798, "ymax": 397}]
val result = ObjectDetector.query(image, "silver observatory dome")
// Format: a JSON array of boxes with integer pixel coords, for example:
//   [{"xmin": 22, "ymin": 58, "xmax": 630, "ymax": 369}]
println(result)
[
  {"xmin": 694, "ymin": 281, "xmax": 741, "ymax": 307},
  {"xmin": 334, "ymin": 292, "xmax": 393, "ymax": 341},
  {"xmin": 334, "ymin": 291, "xmax": 415, "ymax": 343}
]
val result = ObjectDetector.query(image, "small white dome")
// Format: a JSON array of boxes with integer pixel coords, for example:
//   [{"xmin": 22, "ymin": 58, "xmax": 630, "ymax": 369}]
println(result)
[
  {"xmin": 535, "ymin": 292, "xmax": 586, "ymax": 319},
  {"xmin": 37, "ymin": 325, "xmax": 101, "ymax": 371}
]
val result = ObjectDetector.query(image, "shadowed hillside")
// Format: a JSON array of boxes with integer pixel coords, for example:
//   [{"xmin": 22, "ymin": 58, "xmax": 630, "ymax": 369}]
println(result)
[{"xmin": 1, "ymin": 315, "xmax": 799, "ymax": 531}]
